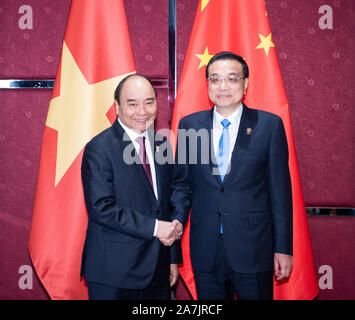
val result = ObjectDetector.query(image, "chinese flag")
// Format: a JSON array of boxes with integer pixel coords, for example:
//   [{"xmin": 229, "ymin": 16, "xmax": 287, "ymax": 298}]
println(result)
[
  {"xmin": 171, "ymin": 0, "xmax": 319, "ymax": 300},
  {"xmin": 29, "ymin": 0, "xmax": 135, "ymax": 299}
]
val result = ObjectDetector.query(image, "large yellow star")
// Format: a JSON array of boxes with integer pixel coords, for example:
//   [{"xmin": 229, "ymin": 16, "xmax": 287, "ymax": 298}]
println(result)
[
  {"xmin": 195, "ymin": 47, "xmax": 214, "ymax": 69},
  {"xmin": 201, "ymin": 0, "xmax": 210, "ymax": 12},
  {"xmin": 46, "ymin": 42, "xmax": 134, "ymax": 186},
  {"xmin": 255, "ymin": 32, "xmax": 275, "ymax": 56}
]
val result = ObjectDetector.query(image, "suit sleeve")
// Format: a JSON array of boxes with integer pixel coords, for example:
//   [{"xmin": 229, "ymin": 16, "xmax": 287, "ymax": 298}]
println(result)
[
  {"xmin": 267, "ymin": 117, "xmax": 293, "ymax": 255},
  {"xmin": 170, "ymin": 119, "xmax": 193, "ymax": 226},
  {"xmin": 170, "ymin": 240, "xmax": 183, "ymax": 264},
  {"xmin": 81, "ymin": 141, "xmax": 156, "ymax": 241}
]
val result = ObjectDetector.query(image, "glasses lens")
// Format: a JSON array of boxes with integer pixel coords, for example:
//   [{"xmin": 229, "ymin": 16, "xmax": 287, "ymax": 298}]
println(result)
[{"xmin": 209, "ymin": 76, "xmax": 243, "ymax": 86}]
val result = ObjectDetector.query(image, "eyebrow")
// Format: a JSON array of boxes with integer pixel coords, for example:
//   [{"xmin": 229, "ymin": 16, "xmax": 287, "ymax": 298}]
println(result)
[{"xmin": 126, "ymin": 97, "xmax": 155, "ymax": 103}]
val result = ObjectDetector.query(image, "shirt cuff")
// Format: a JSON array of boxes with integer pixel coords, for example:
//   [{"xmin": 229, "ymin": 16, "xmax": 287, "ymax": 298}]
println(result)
[{"xmin": 153, "ymin": 219, "xmax": 158, "ymax": 237}]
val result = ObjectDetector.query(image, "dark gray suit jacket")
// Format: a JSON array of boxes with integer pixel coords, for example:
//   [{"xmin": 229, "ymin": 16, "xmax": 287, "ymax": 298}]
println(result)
[
  {"xmin": 171, "ymin": 105, "xmax": 292, "ymax": 273},
  {"xmin": 81, "ymin": 120, "xmax": 181, "ymax": 289}
]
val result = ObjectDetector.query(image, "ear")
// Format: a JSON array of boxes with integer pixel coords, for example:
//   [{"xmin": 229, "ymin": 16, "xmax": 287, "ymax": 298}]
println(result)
[
  {"xmin": 244, "ymin": 78, "xmax": 249, "ymax": 94},
  {"xmin": 115, "ymin": 100, "xmax": 119, "ymax": 115}
]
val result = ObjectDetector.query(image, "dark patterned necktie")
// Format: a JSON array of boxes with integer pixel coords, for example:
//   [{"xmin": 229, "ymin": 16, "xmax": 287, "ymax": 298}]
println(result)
[{"xmin": 136, "ymin": 136, "xmax": 153, "ymax": 189}]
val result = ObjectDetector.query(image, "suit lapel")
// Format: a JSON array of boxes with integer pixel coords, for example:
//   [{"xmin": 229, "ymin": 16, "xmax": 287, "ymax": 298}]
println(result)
[
  {"xmin": 223, "ymin": 105, "xmax": 258, "ymax": 184},
  {"xmin": 197, "ymin": 108, "xmax": 222, "ymax": 185},
  {"xmin": 113, "ymin": 121, "xmax": 157, "ymax": 200},
  {"xmin": 148, "ymin": 129, "xmax": 162, "ymax": 205},
  {"xmin": 112, "ymin": 120, "xmax": 134, "ymax": 156}
]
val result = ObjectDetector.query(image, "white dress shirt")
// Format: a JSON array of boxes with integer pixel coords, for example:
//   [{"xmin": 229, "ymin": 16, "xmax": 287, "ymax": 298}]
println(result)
[
  {"xmin": 117, "ymin": 118, "xmax": 158, "ymax": 199},
  {"xmin": 212, "ymin": 103, "xmax": 244, "ymax": 166},
  {"xmin": 117, "ymin": 118, "xmax": 160, "ymax": 237}
]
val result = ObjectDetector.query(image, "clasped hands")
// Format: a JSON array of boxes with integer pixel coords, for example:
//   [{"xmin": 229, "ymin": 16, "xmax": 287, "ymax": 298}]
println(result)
[{"xmin": 156, "ymin": 220, "xmax": 183, "ymax": 246}]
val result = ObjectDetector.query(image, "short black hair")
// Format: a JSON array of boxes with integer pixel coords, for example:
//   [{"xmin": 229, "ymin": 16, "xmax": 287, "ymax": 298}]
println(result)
[
  {"xmin": 206, "ymin": 51, "xmax": 249, "ymax": 79},
  {"xmin": 114, "ymin": 74, "xmax": 157, "ymax": 104}
]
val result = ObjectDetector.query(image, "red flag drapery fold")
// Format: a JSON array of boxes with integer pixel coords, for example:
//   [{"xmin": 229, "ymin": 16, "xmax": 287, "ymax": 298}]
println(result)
[
  {"xmin": 29, "ymin": 0, "xmax": 136, "ymax": 299},
  {"xmin": 171, "ymin": 0, "xmax": 318, "ymax": 300}
]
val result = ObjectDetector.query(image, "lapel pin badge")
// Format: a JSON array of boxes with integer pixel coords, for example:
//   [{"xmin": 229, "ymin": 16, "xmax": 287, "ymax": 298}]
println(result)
[
  {"xmin": 155, "ymin": 145, "xmax": 160, "ymax": 152},
  {"xmin": 246, "ymin": 128, "xmax": 253, "ymax": 135}
]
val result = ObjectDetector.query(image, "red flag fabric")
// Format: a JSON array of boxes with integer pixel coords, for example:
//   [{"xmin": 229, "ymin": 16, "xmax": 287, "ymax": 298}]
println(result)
[
  {"xmin": 29, "ymin": 0, "xmax": 136, "ymax": 299},
  {"xmin": 171, "ymin": 0, "xmax": 319, "ymax": 300}
]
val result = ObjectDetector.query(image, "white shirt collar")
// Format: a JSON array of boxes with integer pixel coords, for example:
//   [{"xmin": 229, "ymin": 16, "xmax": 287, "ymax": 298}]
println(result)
[
  {"xmin": 213, "ymin": 103, "xmax": 243, "ymax": 129},
  {"xmin": 117, "ymin": 118, "xmax": 147, "ymax": 142},
  {"xmin": 117, "ymin": 119, "xmax": 158, "ymax": 200}
]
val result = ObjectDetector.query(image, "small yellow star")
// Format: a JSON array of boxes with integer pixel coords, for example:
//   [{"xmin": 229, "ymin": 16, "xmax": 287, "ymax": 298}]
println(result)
[
  {"xmin": 195, "ymin": 47, "xmax": 214, "ymax": 69},
  {"xmin": 255, "ymin": 32, "xmax": 275, "ymax": 56},
  {"xmin": 201, "ymin": 0, "xmax": 211, "ymax": 12},
  {"xmin": 264, "ymin": 1, "xmax": 268, "ymax": 16},
  {"xmin": 46, "ymin": 42, "xmax": 134, "ymax": 186}
]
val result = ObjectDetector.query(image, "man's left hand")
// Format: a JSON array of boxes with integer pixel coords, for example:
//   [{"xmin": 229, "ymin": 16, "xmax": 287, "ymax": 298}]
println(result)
[{"xmin": 274, "ymin": 253, "xmax": 293, "ymax": 281}]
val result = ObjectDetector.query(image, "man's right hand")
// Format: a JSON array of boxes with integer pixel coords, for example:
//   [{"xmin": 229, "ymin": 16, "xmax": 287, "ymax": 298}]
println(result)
[{"xmin": 156, "ymin": 220, "xmax": 183, "ymax": 246}]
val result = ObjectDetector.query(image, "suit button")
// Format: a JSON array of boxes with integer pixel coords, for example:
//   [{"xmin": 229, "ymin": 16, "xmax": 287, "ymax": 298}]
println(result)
[
  {"xmin": 220, "ymin": 187, "xmax": 225, "ymax": 192},
  {"xmin": 217, "ymin": 212, "xmax": 222, "ymax": 217},
  {"xmin": 156, "ymin": 209, "xmax": 160, "ymax": 215}
]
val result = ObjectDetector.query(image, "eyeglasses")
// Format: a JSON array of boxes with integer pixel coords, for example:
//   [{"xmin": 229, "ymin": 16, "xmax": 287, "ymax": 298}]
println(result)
[{"xmin": 208, "ymin": 75, "xmax": 245, "ymax": 86}]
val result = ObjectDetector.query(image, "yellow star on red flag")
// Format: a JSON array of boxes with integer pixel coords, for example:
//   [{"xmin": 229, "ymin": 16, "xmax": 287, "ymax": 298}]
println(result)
[
  {"xmin": 264, "ymin": 1, "xmax": 268, "ymax": 16},
  {"xmin": 255, "ymin": 32, "xmax": 275, "ymax": 56},
  {"xmin": 201, "ymin": 0, "xmax": 211, "ymax": 12},
  {"xmin": 46, "ymin": 42, "xmax": 133, "ymax": 186},
  {"xmin": 195, "ymin": 47, "xmax": 214, "ymax": 69}
]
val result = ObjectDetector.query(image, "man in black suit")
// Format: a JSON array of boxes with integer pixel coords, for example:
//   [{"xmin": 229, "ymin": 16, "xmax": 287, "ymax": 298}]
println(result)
[
  {"xmin": 171, "ymin": 52, "xmax": 293, "ymax": 300},
  {"xmin": 81, "ymin": 74, "xmax": 182, "ymax": 300}
]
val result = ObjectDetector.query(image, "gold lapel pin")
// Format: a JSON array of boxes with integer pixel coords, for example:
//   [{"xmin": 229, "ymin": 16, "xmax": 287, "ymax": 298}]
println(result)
[
  {"xmin": 246, "ymin": 128, "xmax": 253, "ymax": 135},
  {"xmin": 155, "ymin": 145, "xmax": 160, "ymax": 152}
]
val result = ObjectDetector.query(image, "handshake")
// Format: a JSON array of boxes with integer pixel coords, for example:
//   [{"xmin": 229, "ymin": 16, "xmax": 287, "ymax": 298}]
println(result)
[{"xmin": 156, "ymin": 219, "xmax": 183, "ymax": 246}]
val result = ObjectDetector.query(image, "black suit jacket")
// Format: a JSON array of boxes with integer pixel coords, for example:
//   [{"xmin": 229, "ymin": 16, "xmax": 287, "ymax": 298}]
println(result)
[
  {"xmin": 171, "ymin": 105, "xmax": 293, "ymax": 273},
  {"xmin": 80, "ymin": 120, "xmax": 181, "ymax": 289}
]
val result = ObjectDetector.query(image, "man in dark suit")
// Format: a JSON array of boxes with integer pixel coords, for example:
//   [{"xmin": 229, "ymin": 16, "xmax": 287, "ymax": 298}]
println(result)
[
  {"xmin": 81, "ymin": 74, "xmax": 182, "ymax": 300},
  {"xmin": 171, "ymin": 52, "xmax": 293, "ymax": 300}
]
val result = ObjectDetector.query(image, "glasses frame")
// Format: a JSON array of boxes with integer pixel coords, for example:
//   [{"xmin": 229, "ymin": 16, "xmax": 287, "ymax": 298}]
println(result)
[{"xmin": 207, "ymin": 75, "xmax": 245, "ymax": 87}]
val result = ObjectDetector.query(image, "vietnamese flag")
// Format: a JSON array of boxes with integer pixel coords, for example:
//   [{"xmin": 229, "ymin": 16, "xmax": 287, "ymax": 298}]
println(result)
[
  {"xmin": 29, "ymin": 0, "xmax": 135, "ymax": 299},
  {"xmin": 171, "ymin": 0, "xmax": 319, "ymax": 300}
]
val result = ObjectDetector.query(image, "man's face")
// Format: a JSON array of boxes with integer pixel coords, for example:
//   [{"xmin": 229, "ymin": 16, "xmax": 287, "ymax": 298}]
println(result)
[
  {"xmin": 116, "ymin": 76, "xmax": 157, "ymax": 133},
  {"xmin": 207, "ymin": 59, "xmax": 248, "ymax": 111}
]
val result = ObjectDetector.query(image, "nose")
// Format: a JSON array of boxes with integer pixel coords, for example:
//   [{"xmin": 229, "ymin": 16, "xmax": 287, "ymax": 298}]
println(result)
[
  {"xmin": 137, "ymin": 103, "xmax": 147, "ymax": 115},
  {"xmin": 219, "ymin": 78, "xmax": 229, "ymax": 89}
]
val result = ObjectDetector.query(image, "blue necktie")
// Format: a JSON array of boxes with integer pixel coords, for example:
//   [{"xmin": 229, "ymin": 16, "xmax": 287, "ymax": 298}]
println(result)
[
  {"xmin": 216, "ymin": 119, "xmax": 231, "ymax": 234},
  {"xmin": 216, "ymin": 119, "xmax": 231, "ymax": 182}
]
